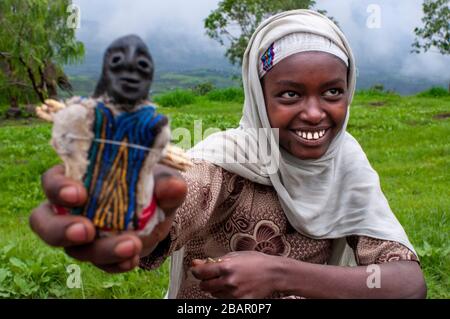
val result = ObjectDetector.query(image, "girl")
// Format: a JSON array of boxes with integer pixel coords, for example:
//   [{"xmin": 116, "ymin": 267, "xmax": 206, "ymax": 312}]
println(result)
[{"xmin": 30, "ymin": 10, "xmax": 426, "ymax": 298}]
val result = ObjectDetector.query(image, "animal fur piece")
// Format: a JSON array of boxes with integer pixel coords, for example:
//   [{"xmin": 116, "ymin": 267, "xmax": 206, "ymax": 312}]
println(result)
[
  {"xmin": 38, "ymin": 97, "xmax": 191, "ymax": 236},
  {"xmin": 37, "ymin": 99, "xmax": 192, "ymax": 172}
]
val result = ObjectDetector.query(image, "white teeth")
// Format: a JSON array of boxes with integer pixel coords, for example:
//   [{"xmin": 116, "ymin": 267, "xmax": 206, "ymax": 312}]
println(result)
[{"xmin": 295, "ymin": 129, "xmax": 327, "ymax": 141}]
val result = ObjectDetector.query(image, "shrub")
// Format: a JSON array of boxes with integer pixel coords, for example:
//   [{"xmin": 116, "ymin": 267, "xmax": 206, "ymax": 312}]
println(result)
[
  {"xmin": 417, "ymin": 87, "xmax": 449, "ymax": 98},
  {"xmin": 356, "ymin": 87, "xmax": 399, "ymax": 98},
  {"xmin": 371, "ymin": 83, "xmax": 385, "ymax": 92},
  {"xmin": 192, "ymin": 82, "xmax": 215, "ymax": 96},
  {"xmin": 0, "ymin": 104, "xmax": 7, "ymax": 118},
  {"xmin": 206, "ymin": 87, "xmax": 244, "ymax": 103},
  {"xmin": 153, "ymin": 89, "xmax": 196, "ymax": 107}
]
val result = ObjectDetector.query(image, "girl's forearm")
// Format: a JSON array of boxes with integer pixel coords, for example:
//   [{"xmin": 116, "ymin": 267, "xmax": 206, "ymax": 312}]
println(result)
[{"xmin": 272, "ymin": 257, "xmax": 426, "ymax": 299}]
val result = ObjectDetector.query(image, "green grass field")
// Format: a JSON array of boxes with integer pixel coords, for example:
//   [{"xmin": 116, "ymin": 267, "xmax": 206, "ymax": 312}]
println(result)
[{"xmin": 0, "ymin": 89, "xmax": 449, "ymax": 298}]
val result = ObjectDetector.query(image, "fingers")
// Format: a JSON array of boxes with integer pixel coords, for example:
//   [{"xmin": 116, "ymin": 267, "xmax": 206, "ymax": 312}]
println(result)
[
  {"xmin": 154, "ymin": 165, "xmax": 187, "ymax": 217},
  {"xmin": 29, "ymin": 202, "xmax": 96, "ymax": 247},
  {"xmin": 192, "ymin": 259, "xmax": 207, "ymax": 267},
  {"xmin": 41, "ymin": 165, "xmax": 87, "ymax": 207},
  {"xmin": 94, "ymin": 255, "xmax": 141, "ymax": 274},
  {"xmin": 30, "ymin": 202, "xmax": 143, "ymax": 273},
  {"xmin": 191, "ymin": 260, "xmax": 225, "ymax": 281},
  {"xmin": 192, "ymin": 260, "xmax": 236, "ymax": 298},
  {"xmin": 36, "ymin": 163, "xmax": 185, "ymax": 274},
  {"xmin": 139, "ymin": 215, "xmax": 175, "ymax": 257},
  {"xmin": 65, "ymin": 235, "xmax": 142, "ymax": 265}
]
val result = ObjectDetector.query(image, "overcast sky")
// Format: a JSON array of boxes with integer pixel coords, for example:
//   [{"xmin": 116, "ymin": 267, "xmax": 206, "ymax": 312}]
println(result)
[
  {"xmin": 72, "ymin": 0, "xmax": 449, "ymax": 81},
  {"xmin": 73, "ymin": 0, "xmax": 221, "ymax": 51},
  {"xmin": 316, "ymin": 0, "xmax": 449, "ymax": 80}
]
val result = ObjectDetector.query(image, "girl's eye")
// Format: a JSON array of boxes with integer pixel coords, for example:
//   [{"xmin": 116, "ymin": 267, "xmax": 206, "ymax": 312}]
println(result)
[
  {"xmin": 323, "ymin": 88, "xmax": 342, "ymax": 97},
  {"xmin": 281, "ymin": 91, "xmax": 299, "ymax": 99}
]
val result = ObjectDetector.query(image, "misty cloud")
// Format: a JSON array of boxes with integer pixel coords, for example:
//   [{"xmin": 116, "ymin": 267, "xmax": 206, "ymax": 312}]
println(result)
[
  {"xmin": 316, "ymin": 0, "xmax": 450, "ymax": 82},
  {"xmin": 70, "ymin": 0, "xmax": 449, "ymax": 92},
  {"xmin": 73, "ymin": 0, "xmax": 222, "ymax": 53}
]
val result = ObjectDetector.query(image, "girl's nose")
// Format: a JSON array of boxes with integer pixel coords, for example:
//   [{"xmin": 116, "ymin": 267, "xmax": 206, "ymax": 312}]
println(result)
[{"xmin": 299, "ymin": 97, "xmax": 326, "ymax": 124}]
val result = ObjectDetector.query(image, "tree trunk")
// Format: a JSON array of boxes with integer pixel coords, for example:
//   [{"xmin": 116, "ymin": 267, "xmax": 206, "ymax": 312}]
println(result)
[
  {"xmin": 0, "ymin": 55, "xmax": 22, "ymax": 118},
  {"xmin": 6, "ymin": 95, "xmax": 21, "ymax": 118},
  {"xmin": 18, "ymin": 55, "xmax": 46, "ymax": 103}
]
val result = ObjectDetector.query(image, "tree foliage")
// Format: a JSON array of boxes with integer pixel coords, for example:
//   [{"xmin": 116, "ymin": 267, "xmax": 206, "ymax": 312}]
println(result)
[
  {"xmin": 204, "ymin": 0, "xmax": 333, "ymax": 66},
  {"xmin": 412, "ymin": 0, "xmax": 450, "ymax": 55},
  {"xmin": 0, "ymin": 0, "xmax": 84, "ymax": 115}
]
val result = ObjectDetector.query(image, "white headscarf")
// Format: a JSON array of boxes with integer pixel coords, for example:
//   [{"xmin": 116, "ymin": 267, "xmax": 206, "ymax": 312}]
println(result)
[
  {"xmin": 258, "ymin": 32, "xmax": 349, "ymax": 77},
  {"xmin": 167, "ymin": 9, "xmax": 415, "ymax": 298}
]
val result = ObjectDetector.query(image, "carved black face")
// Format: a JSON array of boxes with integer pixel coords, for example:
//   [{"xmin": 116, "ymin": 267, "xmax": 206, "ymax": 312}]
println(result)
[{"xmin": 94, "ymin": 35, "xmax": 154, "ymax": 108}]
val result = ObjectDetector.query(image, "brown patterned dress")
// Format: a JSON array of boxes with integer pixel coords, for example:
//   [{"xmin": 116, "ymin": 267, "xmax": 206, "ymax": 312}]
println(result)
[{"xmin": 140, "ymin": 161, "xmax": 418, "ymax": 299}]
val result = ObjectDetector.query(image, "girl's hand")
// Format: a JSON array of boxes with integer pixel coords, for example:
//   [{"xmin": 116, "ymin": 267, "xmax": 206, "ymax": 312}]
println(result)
[
  {"xmin": 191, "ymin": 251, "xmax": 281, "ymax": 299},
  {"xmin": 29, "ymin": 164, "xmax": 187, "ymax": 273}
]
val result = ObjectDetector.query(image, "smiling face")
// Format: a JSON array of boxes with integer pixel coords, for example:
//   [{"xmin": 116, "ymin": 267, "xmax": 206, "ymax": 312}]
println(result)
[{"xmin": 262, "ymin": 51, "xmax": 349, "ymax": 160}]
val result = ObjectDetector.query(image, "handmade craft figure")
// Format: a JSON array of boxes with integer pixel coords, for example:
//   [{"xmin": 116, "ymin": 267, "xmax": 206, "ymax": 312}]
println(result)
[{"xmin": 36, "ymin": 35, "xmax": 191, "ymax": 236}]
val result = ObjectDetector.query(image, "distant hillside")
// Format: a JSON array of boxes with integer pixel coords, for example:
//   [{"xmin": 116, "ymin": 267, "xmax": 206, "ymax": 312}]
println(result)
[{"xmin": 66, "ymin": 69, "xmax": 240, "ymax": 98}]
